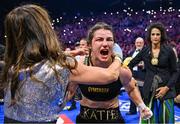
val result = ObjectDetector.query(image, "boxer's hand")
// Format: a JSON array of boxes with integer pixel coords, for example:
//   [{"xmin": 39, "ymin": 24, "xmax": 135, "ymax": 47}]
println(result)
[{"xmin": 138, "ymin": 103, "xmax": 153, "ymax": 120}]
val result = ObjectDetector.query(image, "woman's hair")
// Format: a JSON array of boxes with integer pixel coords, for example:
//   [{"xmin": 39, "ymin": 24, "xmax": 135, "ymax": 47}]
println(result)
[
  {"xmin": 0, "ymin": 44, "xmax": 5, "ymax": 60},
  {"xmin": 0, "ymin": 44, "xmax": 5, "ymax": 95},
  {"xmin": 146, "ymin": 22, "xmax": 168, "ymax": 44},
  {"xmin": 86, "ymin": 22, "xmax": 115, "ymax": 45},
  {"xmin": 3, "ymin": 4, "xmax": 76, "ymax": 101}
]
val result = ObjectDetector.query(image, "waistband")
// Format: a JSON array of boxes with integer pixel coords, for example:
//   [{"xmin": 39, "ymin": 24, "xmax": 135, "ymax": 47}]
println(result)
[{"xmin": 77, "ymin": 105, "xmax": 123, "ymax": 122}]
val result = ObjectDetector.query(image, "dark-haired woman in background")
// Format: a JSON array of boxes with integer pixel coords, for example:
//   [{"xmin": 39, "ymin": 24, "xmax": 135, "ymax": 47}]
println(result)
[{"xmin": 128, "ymin": 22, "xmax": 178, "ymax": 123}]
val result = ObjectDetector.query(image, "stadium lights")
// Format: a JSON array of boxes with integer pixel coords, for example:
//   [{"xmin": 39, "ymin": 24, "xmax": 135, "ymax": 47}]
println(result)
[
  {"xmin": 146, "ymin": 11, "xmax": 151, "ymax": 14},
  {"xmin": 123, "ymin": 9, "xmax": 127, "ymax": 12},
  {"xmin": 56, "ymin": 18, "xmax": 59, "ymax": 23},
  {"xmin": 51, "ymin": 8, "xmax": 179, "ymax": 29}
]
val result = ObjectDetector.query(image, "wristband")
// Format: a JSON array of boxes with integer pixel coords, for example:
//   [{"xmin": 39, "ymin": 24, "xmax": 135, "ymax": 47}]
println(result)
[
  {"xmin": 138, "ymin": 102, "xmax": 153, "ymax": 120},
  {"xmin": 114, "ymin": 55, "xmax": 122, "ymax": 64},
  {"xmin": 137, "ymin": 102, "xmax": 146, "ymax": 110}
]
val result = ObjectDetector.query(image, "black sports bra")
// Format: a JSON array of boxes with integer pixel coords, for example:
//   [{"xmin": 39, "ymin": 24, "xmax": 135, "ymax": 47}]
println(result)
[{"xmin": 79, "ymin": 56, "xmax": 122, "ymax": 101}]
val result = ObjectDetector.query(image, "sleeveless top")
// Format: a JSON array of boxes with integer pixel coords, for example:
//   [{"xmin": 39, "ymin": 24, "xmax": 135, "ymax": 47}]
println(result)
[
  {"xmin": 4, "ymin": 60, "xmax": 70, "ymax": 122},
  {"xmin": 79, "ymin": 56, "xmax": 122, "ymax": 101}
]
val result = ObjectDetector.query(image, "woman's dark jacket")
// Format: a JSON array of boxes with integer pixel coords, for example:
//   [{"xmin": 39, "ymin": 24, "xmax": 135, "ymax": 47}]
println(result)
[{"xmin": 128, "ymin": 44, "xmax": 178, "ymax": 103}]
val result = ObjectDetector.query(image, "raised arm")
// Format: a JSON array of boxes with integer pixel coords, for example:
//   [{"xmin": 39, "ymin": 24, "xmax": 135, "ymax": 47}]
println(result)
[
  {"xmin": 69, "ymin": 57, "xmax": 121, "ymax": 85},
  {"xmin": 64, "ymin": 48, "xmax": 89, "ymax": 57}
]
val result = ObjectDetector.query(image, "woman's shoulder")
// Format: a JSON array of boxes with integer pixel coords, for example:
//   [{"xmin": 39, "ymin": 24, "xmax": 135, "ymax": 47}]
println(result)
[
  {"xmin": 29, "ymin": 60, "xmax": 70, "ymax": 84},
  {"xmin": 161, "ymin": 44, "xmax": 174, "ymax": 54},
  {"xmin": 20, "ymin": 60, "xmax": 70, "ymax": 79},
  {"xmin": 161, "ymin": 43, "xmax": 172, "ymax": 49}
]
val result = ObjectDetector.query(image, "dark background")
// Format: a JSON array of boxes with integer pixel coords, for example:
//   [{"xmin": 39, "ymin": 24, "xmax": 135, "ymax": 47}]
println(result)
[
  {"xmin": 1, "ymin": 0, "xmax": 179, "ymax": 18},
  {"xmin": 0, "ymin": 0, "xmax": 180, "ymax": 44}
]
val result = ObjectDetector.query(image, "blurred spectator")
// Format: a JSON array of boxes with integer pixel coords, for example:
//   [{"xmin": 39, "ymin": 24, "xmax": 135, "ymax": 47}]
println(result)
[{"xmin": 53, "ymin": 9, "xmax": 179, "ymax": 58}]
